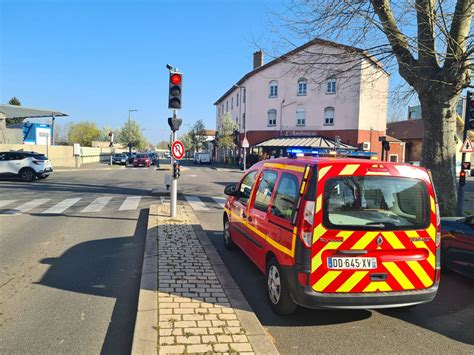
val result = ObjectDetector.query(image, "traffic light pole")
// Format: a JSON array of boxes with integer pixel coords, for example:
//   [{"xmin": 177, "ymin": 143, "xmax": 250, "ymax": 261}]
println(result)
[
  {"xmin": 170, "ymin": 110, "xmax": 178, "ymax": 218},
  {"xmin": 456, "ymin": 91, "xmax": 472, "ymax": 216}
]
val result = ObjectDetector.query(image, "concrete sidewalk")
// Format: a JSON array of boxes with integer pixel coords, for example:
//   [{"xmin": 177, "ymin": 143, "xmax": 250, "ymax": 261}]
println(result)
[{"xmin": 132, "ymin": 202, "xmax": 278, "ymax": 355}]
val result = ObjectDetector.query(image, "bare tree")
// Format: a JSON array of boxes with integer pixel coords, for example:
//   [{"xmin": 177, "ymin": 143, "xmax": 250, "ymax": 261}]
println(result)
[{"xmin": 269, "ymin": 0, "xmax": 472, "ymax": 215}]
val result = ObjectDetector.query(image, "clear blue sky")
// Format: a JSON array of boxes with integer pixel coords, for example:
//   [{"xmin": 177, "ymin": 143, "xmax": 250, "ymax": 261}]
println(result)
[{"xmin": 1, "ymin": 0, "xmax": 282, "ymax": 143}]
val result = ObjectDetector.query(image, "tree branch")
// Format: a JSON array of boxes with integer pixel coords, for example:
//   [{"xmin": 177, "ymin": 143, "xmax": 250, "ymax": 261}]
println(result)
[
  {"xmin": 370, "ymin": 0, "xmax": 419, "ymax": 86},
  {"xmin": 416, "ymin": 0, "xmax": 439, "ymax": 68}
]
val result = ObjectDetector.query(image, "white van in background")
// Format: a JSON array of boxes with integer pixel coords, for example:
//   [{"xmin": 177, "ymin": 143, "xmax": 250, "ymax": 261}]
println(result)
[{"xmin": 194, "ymin": 152, "xmax": 211, "ymax": 164}]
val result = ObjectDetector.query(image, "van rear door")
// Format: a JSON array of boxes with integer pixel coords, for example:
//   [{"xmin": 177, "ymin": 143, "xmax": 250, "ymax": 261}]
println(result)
[{"xmin": 311, "ymin": 163, "xmax": 437, "ymax": 294}]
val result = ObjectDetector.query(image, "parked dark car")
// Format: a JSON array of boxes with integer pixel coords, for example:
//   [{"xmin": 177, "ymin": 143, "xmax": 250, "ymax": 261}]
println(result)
[
  {"xmin": 441, "ymin": 216, "xmax": 474, "ymax": 279},
  {"xmin": 126, "ymin": 152, "xmax": 136, "ymax": 164},
  {"xmin": 112, "ymin": 153, "xmax": 127, "ymax": 165}
]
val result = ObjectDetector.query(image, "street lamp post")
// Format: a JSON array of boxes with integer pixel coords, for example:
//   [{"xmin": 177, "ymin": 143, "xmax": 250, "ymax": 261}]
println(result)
[{"xmin": 128, "ymin": 108, "xmax": 138, "ymax": 153}]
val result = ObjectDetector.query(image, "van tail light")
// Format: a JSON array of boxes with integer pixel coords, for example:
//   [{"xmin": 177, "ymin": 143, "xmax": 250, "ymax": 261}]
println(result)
[
  {"xmin": 300, "ymin": 200, "xmax": 315, "ymax": 248},
  {"xmin": 435, "ymin": 202, "xmax": 441, "ymax": 269}
]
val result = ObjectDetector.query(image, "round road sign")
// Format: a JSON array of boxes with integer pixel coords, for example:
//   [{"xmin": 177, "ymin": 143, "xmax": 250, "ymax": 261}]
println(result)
[{"xmin": 171, "ymin": 140, "xmax": 185, "ymax": 160}]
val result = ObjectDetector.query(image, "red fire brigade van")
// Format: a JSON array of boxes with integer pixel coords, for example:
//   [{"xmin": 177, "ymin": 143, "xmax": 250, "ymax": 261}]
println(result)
[{"xmin": 223, "ymin": 157, "xmax": 440, "ymax": 314}]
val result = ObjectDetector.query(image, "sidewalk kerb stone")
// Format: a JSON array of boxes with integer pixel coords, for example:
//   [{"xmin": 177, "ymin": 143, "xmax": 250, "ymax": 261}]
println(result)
[{"xmin": 131, "ymin": 205, "xmax": 159, "ymax": 355}]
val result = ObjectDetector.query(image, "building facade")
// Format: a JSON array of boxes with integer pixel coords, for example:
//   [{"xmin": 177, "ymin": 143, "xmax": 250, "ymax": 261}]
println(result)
[{"xmin": 214, "ymin": 39, "xmax": 403, "ymax": 161}]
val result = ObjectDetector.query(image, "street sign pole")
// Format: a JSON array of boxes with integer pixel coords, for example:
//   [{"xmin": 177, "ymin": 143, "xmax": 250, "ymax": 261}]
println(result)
[
  {"xmin": 170, "ymin": 110, "xmax": 178, "ymax": 218},
  {"xmin": 457, "ymin": 91, "xmax": 472, "ymax": 216}
]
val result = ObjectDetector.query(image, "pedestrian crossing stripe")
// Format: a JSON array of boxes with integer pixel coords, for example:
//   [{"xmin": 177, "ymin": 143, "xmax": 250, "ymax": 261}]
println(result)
[{"xmin": 0, "ymin": 195, "xmax": 226, "ymax": 216}]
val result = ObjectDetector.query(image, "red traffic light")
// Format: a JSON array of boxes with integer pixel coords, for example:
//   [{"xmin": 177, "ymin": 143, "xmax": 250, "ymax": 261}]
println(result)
[
  {"xmin": 460, "ymin": 171, "xmax": 466, "ymax": 177},
  {"xmin": 171, "ymin": 74, "xmax": 182, "ymax": 85}
]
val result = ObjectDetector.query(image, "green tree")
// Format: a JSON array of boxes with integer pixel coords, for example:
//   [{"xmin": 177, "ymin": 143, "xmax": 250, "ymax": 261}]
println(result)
[
  {"xmin": 67, "ymin": 121, "xmax": 100, "ymax": 147},
  {"xmin": 189, "ymin": 120, "xmax": 208, "ymax": 152},
  {"xmin": 218, "ymin": 113, "xmax": 238, "ymax": 151},
  {"xmin": 8, "ymin": 97, "xmax": 21, "ymax": 106},
  {"xmin": 116, "ymin": 119, "xmax": 148, "ymax": 151},
  {"xmin": 156, "ymin": 140, "xmax": 169, "ymax": 149},
  {"xmin": 272, "ymin": 0, "xmax": 473, "ymax": 215},
  {"xmin": 6, "ymin": 97, "xmax": 22, "ymax": 125}
]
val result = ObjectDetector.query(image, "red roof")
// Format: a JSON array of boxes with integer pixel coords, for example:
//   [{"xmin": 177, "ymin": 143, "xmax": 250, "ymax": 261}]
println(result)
[{"xmin": 387, "ymin": 119, "xmax": 423, "ymax": 140}]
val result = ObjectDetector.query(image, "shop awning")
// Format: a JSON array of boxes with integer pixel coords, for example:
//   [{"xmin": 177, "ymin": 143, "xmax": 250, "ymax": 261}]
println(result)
[{"xmin": 255, "ymin": 136, "xmax": 357, "ymax": 150}]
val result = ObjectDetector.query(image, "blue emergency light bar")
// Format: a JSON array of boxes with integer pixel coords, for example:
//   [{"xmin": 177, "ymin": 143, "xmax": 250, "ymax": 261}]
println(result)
[{"xmin": 287, "ymin": 147, "xmax": 375, "ymax": 158}]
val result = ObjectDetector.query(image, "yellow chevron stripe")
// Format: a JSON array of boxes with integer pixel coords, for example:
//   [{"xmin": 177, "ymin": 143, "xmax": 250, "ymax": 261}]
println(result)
[
  {"xmin": 318, "ymin": 166, "xmax": 332, "ymax": 181},
  {"xmin": 338, "ymin": 164, "xmax": 360, "ymax": 176},
  {"xmin": 383, "ymin": 262, "xmax": 415, "ymax": 290},
  {"xmin": 382, "ymin": 232, "xmax": 405, "ymax": 249},
  {"xmin": 336, "ymin": 271, "xmax": 368, "ymax": 292},
  {"xmin": 426, "ymin": 224, "xmax": 436, "ymax": 241},
  {"xmin": 312, "ymin": 223, "xmax": 327, "ymax": 244},
  {"xmin": 406, "ymin": 231, "xmax": 435, "ymax": 269},
  {"xmin": 351, "ymin": 231, "xmax": 378, "ymax": 249},
  {"xmin": 313, "ymin": 271, "xmax": 341, "ymax": 291},
  {"xmin": 311, "ymin": 231, "xmax": 354, "ymax": 272},
  {"xmin": 363, "ymin": 281, "xmax": 392, "ymax": 292},
  {"xmin": 315, "ymin": 194, "xmax": 322, "ymax": 214},
  {"xmin": 264, "ymin": 163, "xmax": 305, "ymax": 173},
  {"xmin": 406, "ymin": 261, "xmax": 433, "ymax": 287}
]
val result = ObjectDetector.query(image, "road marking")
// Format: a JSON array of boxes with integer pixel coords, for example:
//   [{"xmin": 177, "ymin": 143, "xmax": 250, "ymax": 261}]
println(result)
[
  {"xmin": 81, "ymin": 196, "xmax": 113, "ymax": 213},
  {"xmin": 119, "ymin": 196, "xmax": 141, "ymax": 211},
  {"xmin": 211, "ymin": 197, "xmax": 226, "ymax": 208},
  {"xmin": 185, "ymin": 195, "xmax": 209, "ymax": 211},
  {"xmin": 6, "ymin": 199, "xmax": 50, "ymax": 215},
  {"xmin": 0, "ymin": 200, "xmax": 17, "ymax": 209},
  {"xmin": 42, "ymin": 198, "xmax": 82, "ymax": 214}
]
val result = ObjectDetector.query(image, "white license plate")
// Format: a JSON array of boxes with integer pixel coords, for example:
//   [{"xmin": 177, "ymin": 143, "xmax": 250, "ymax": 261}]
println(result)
[{"xmin": 328, "ymin": 257, "xmax": 377, "ymax": 270}]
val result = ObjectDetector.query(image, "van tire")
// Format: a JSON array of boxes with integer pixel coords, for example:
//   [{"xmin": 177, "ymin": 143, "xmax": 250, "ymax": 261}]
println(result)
[
  {"xmin": 223, "ymin": 217, "xmax": 235, "ymax": 250},
  {"xmin": 19, "ymin": 168, "xmax": 36, "ymax": 182},
  {"xmin": 266, "ymin": 258, "xmax": 297, "ymax": 315}
]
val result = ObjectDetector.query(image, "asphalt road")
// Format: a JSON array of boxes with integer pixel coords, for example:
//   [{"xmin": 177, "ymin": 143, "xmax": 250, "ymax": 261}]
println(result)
[
  {"xmin": 0, "ymin": 164, "xmax": 164, "ymax": 354},
  {"xmin": 182, "ymin": 164, "xmax": 474, "ymax": 354}
]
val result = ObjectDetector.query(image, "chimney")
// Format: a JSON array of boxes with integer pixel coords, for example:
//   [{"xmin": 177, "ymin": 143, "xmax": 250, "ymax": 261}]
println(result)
[{"xmin": 253, "ymin": 50, "xmax": 264, "ymax": 69}]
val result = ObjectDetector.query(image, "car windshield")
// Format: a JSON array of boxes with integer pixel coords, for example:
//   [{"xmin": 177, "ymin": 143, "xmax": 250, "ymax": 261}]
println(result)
[
  {"xmin": 323, "ymin": 176, "xmax": 430, "ymax": 231},
  {"xmin": 136, "ymin": 154, "xmax": 147, "ymax": 158}
]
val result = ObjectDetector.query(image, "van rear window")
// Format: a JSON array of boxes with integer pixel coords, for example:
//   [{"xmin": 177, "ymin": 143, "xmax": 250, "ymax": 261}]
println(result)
[{"xmin": 323, "ymin": 176, "xmax": 430, "ymax": 231}]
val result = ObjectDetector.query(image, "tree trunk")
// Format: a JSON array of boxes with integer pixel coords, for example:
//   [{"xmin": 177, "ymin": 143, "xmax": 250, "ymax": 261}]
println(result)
[{"xmin": 420, "ymin": 93, "xmax": 459, "ymax": 216}]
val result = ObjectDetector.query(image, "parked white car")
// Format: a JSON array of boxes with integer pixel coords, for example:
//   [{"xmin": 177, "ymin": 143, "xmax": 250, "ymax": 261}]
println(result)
[{"xmin": 0, "ymin": 151, "xmax": 53, "ymax": 182}]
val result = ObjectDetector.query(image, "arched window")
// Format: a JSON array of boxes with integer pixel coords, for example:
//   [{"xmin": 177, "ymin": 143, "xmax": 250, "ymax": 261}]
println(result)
[
  {"xmin": 326, "ymin": 78, "xmax": 336, "ymax": 94},
  {"xmin": 268, "ymin": 109, "xmax": 277, "ymax": 126},
  {"xmin": 296, "ymin": 108, "xmax": 306, "ymax": 126},
  {"xmin": 324, "ymin": 107, "xmax": 335, "ymax": 125},
  {"xmin": 297, "ymin": 78, "xmax": 307, "ymax": 96},
  {"xmin": 269, "ymin": 80, "xmax": 278, "ymax": 98}
]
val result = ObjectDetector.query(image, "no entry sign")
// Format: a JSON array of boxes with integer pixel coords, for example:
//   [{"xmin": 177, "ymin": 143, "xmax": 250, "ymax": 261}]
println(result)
[{"xmin": 171, "ymin": 140, "xmax": 185, "ymax": 160}]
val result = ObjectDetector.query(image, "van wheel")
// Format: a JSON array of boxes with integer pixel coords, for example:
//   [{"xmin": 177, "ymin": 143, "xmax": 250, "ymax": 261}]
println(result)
[
  {"xmin": 223, "ymin": 217, "xmax": 235, "ymax": 249},
  {"xmin": 266, "ymin": 258, "xmax": 297, "ymax": 315},
  {"xmin": 19, "ymin": 168, "xmax": 35, "ymax": 182}
]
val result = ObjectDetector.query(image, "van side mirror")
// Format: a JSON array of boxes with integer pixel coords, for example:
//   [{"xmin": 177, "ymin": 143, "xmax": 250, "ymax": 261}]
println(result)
[{"xmin": 224, "ymin": 183, "xmax": 238, "ymax": 197}]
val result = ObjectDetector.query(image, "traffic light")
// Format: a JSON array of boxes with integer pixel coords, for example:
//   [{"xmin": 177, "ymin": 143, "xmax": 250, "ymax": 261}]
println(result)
[
  {"xmin": 173, "ymin": 162, "xmax": 181, "ymax": 179},
  {"xmin": 168, "ymin": 72, "xmax": 183, "ymax": 110},
  {"xmin": 467, "ymin": 92, "xmax": 474, "ymax": 129},
  {"xmin": 459, "ymin": 170, "xmax": 466, "ymax": 186}
]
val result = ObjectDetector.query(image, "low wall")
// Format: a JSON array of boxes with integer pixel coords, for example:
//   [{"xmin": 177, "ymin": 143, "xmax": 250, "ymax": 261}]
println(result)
[{"xmin": 0, "ymin": 144, "xmax": 127, "ymax": 167}]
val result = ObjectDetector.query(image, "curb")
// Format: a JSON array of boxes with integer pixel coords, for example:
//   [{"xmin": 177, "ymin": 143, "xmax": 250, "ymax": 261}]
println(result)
[
  {"xmin": 131, "ymin": 205, "xmax": 158, "ymax": 355},
  {"xmin": 186, "ymin": 205, "xmax": 279, "ymax": 355}
]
